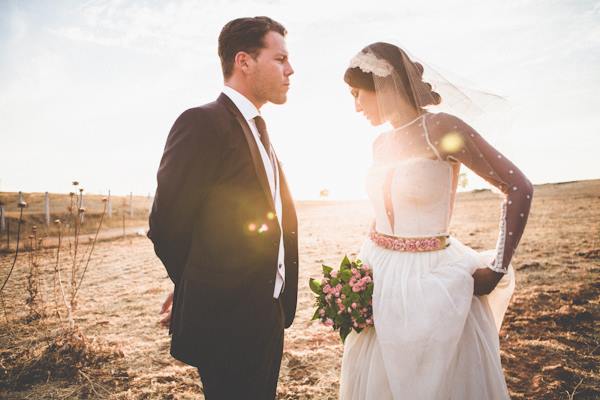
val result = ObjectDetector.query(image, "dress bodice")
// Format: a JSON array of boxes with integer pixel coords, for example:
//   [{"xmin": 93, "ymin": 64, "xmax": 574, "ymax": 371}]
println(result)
[{"xmin": 367, "ymin": 158, "xmax": 460, "ymax": 237}]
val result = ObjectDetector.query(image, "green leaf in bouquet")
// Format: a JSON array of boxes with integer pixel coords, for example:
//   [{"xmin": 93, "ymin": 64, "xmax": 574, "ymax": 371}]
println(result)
[
  {"xmin": 309, "ymin": 278, "xmax": 323, "ymax": 295},
  {"xmin": 327, "ymin": 309, "xmax": 337, "ymax": 320},
  {"xmin": 342, "ymin": 284, "xmax": 352, "ymax": 297},
  {"xmin": 340, "ymin": 255, "xmax": 351, "ymax": 270},
  {"xmin": 340, "ymin": 326, "xmax": 352, "ymax": 343},
  {"xmin": 334, "ymin": 315, "xmax": 343, "ymax": 326},
  {"xmin": 366, "ymin": 282, "xmax": 374, "ymax": 298},
  {"xmin": 312, "ymin": 307, "xmax": 322, "ymax": 321},
  {"xmin": 330, "ymin": 277, "xmax": 339, "ymax": 286},
  {"xmin": 350, "ymin": 293, "xmax": 360, "ymax": 303},
  {"xmin": 322, "ymin": 265, "xmax": 333, "ymax": 276},
  {"xmin": 340, "ymin": 269, "xmax": 352, "ymax": 282}
]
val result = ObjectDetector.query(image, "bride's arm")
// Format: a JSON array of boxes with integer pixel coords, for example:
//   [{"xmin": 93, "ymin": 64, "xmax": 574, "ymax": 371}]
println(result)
[{"xmin": 426, "ymin": 113, "xmax": 533, "ymax": 292}]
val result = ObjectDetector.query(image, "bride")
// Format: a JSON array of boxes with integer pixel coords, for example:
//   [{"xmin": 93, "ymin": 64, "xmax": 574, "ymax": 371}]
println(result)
[{"xmin": 339, "ymin": 42, "xmax": 533, "ymax": 399}]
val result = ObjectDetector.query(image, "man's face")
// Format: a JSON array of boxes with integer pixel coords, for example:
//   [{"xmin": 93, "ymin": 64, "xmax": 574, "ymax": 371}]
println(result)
[{"xmin": 248, "ymin": 31, "xmax": 294, "ymax": 105}]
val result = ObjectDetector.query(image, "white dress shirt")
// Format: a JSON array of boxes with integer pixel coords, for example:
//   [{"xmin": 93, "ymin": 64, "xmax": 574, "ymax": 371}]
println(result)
[{"xmin": 222, "ymin": 86, "xmax": 286, "ymax": 299}]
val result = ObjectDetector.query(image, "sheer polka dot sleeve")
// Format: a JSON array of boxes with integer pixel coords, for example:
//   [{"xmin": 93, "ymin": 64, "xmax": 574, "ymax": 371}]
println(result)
[{"xmin": 426, "ymin": 113, "xmax": 533, "ymax": 273}]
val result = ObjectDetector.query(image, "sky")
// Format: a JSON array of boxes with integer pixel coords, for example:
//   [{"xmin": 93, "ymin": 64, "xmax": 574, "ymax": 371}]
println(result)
[{"xmin": 0, "ymin": 0, "xmax": 599, "ymax": 199}]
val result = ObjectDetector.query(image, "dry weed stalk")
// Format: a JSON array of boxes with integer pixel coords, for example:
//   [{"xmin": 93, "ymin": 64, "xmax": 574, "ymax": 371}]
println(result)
[
  {"xmin": 0, "ymin": 198, "xmax": 27, "ymax": 294},
  {"xmin": 53, "ymin": 219, "xmax": 65, "ymax": 321},
  {"xmin": 53, "ymin": 183, "xmax": 107, "ymax": 329},
  {"xmin": 25, "ymin": 225, "xmax": 45, "ymax": 321}
]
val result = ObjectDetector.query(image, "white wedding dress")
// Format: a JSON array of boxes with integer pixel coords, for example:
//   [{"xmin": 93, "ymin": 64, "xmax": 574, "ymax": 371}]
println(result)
[{"xmin": 340, "ymin": 112, "xmax": 533, "ymax": 399}]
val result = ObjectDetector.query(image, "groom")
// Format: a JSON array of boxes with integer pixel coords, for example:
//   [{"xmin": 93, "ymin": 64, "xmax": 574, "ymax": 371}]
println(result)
[{"xmin": 148, "ymin": 16, "xmax": 298, "ymax": 399}]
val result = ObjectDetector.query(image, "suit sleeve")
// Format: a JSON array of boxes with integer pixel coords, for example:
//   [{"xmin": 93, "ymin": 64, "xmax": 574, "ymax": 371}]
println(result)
[{"xmin": 148, "ymin": 108, "xmax": 221, "ymax": 283}]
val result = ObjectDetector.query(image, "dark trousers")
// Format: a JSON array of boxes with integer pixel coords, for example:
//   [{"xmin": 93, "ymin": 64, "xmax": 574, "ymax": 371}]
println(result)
[{"xmin": 197, "ymin": 297, "xmax": 285, "ymax": 400}]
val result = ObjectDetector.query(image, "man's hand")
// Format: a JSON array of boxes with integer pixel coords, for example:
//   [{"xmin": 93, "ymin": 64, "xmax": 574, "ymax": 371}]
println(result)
[
  {"xmin": 159, "ymin": 291, "xmax": 174, "ymax": 329},
  {"xmin": 472, "ymin": 268, "xmax": 504, "ymax": 296}
]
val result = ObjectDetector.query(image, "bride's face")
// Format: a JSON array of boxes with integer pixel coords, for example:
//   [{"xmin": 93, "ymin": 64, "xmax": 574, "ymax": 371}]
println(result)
[{"xmin": 350, "ymin": 87, "xmax": 383, "ymax": 126}]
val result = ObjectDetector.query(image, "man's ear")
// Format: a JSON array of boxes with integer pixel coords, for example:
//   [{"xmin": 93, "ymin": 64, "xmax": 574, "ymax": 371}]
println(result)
[{"xmin": 234, "ymin": 51, "xmax": 252, "ymax": 74}]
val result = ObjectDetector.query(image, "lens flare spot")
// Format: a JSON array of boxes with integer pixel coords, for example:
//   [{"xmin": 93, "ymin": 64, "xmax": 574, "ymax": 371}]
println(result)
[
  {"xmin": 258, "ymin": 224, "xmax": 269, "ymax": 233},
  {"xmin": 440, "ymin": 132, "xmax": 464, "ymax": 153},
  {"xmin": 248, "ymin": 223, "xmax": 257, "ymax": 232},
  {"xmin": 267, "ymin": 212, "xmax": 275, "ymax": 220}
]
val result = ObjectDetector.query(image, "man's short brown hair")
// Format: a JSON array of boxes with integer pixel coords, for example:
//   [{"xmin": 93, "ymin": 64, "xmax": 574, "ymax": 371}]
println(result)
[{"xmin": 218, "ymin": 16, "xmax": 287, "ymax": 79}]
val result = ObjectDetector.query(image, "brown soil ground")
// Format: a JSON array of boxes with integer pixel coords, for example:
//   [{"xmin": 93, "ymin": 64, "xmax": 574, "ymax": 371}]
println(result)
[{"xmin": 0, "ymin": 180, "xmax": 598, "ymax": 399}]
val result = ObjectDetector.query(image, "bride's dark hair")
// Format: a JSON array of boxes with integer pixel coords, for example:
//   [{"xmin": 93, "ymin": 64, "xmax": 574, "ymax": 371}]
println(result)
[{"xmin": 344, "ymin": 42, "xmax": 441, "ymax": 109}]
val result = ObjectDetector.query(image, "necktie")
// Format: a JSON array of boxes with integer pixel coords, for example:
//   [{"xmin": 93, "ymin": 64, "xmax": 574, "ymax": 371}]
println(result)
[
  {"xmin": 254, "ymin": 116, "xmax": 271, "ymax": 152},
  {"xmin": 254, "ymin": 116, "xmax": 276, "ymax": 168},
  {"xmin": 253, "ymin": 115, "xmax": 278, "ymax": 199}
]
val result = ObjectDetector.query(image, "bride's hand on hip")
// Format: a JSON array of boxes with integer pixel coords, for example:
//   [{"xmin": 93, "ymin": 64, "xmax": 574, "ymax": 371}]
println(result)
[{"xmin": 472, "ymin": 268, "xmax": 504, "ymax": 296}]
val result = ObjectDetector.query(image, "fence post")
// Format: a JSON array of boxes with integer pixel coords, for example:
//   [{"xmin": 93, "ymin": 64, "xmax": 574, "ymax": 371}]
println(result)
[
  {"xmin": 44, "ymin": 192, "xmax": 50, "ymax": 227},
  {"xmin": 107, "ymin": 190, "xmax": 112, "ymax": 218},
  {"xmin": 0, "ymin": 204, "xmax": 5, "ymax": 233},
  {"xmin": 129, "ymin": 192, "xmax": 134, "ymax": 218},
  {"xmin": 122, "ymin": 197, "xmax": 126, "ymax": 239}
]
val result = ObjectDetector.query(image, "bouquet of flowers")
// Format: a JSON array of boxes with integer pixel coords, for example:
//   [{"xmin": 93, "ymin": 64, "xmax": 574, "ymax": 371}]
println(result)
[{"xmin": 309, "ymin": 256, "xmax": 374, "ymax": 342}]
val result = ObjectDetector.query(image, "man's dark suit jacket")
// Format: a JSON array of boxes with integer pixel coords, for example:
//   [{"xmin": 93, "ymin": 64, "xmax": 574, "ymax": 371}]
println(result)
[{"xmin": 148, "ymin": 93, "xmax": 299, "ymax": 366}]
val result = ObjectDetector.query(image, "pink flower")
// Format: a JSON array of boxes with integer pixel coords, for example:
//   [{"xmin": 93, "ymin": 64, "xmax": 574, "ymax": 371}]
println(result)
[
  {"xmin": 366, "ymin": 318, "xmax": 373, "ymax": 325},
  {"xmin": 319, "ymin": 309, "xmax": 325, "ymax": 317},
  {"xmin": 324, "ymin": 318, "xmax": 334, "ymax": 327},
  {"xmin": 331, "ymin": 271, "xmax": 338, "ymax": 278},
  {"xmin": 351, "ymin": 303, "xmax": 357, "ymax": 309}
]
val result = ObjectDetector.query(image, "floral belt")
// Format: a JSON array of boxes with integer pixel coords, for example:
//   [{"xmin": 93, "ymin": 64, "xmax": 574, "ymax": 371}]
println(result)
[{"xmin": 369, "ymin": 229, "xmax": 450, "ymax": 252}]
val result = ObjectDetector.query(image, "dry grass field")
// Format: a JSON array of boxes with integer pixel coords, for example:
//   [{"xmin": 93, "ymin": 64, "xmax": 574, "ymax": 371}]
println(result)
[{"xmin": 0, "ymin": 180, "xmax": 598, "ymax": 399}]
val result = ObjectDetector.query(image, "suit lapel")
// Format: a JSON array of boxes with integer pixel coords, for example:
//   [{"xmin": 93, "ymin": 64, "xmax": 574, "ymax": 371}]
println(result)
[{"xmin": 218, "ymin": 93, "xmax": 276, "ymax": 211}]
